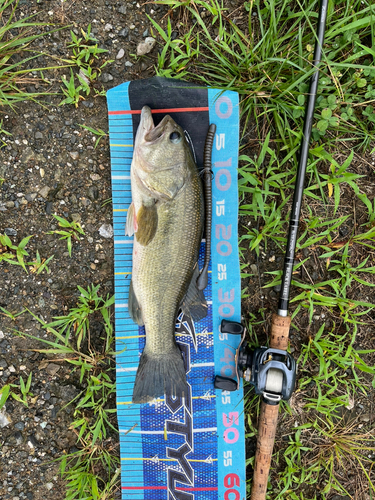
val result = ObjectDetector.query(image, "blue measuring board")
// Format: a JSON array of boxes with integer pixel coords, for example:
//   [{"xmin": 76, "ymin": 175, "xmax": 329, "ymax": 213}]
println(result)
[{"xmin": 107, "ymin": 77, "xmax": 245, "ymax": 500}]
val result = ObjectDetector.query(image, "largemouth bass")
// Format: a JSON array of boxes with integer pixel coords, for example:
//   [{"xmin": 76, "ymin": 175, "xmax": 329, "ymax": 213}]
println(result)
[{"xmin": 125, "ymin": 106, "xmax": 207, "ymax": 404}]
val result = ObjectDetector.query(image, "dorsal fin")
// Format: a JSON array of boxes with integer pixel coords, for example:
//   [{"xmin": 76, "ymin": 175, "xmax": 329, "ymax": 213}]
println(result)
[{"xmin": 180, "ymin": 263, "xmax": 208, "ymax": 323}]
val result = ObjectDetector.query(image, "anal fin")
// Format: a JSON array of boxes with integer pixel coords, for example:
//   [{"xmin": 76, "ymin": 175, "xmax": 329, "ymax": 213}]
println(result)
[
  {"xmin": 180, "ymin": 263, "xmax": 208, "ymax": 322},
  {"xmin": 129, "ymin": 280, "xmax": 144, "ymax": 326}
]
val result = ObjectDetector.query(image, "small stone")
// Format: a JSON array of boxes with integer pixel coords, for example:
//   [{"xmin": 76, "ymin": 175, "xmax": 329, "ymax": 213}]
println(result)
[
  {"xmin": 40, "ymin": 168, "xmax": 45, "ymax": 178},
  {"xmin": 104, "ymin": 23, "xmax": 112, "ymax": 31},
  {"xmin": 129, "ymin": 23, "xmax": 135, "ymax": 30},
  {"xmin": 87, "ymin": 186, "xmax": 99, "ymax": 201},
  {"xmin": 45, "ymin": 483, "xmax": 53, "ymax": 491},
  {"xmin": 8, "ymin": 365, "xmax": 16, "ymax": 373},
  {"xmin": 45, "ymin": 201, "xmax": 53, "ymax": 215},
  {"xmin": 250, "ymin": 264, "xmax": 258, "ymax": 276},
  {"xmin": 143, "ymin": 29, "xmax": 149, "ymax": 37},
  {"xmin": 13, "ymin": 431, "xmax": 23, "ymax": 445},
  {"xmin": 19, "ymin": 365, "xmax": 26, "ymax": 371},
  {"xmin": 5, "ymin": 201, "xmax": 14, "ymax": 208},
  {"xmin": 0, "ymin": 331, "xmax": 4, "ymax": 339},
  {"xmin": 35, "ymin": 132, "xmax": 43, "ymax": 140},
  {"xmin": 27, "ymin": 434, "xmax": 38, "ymax": 448},
  {"xmin": 119, "ymin": 28, "xmax": 129, "ymax": 37},
  {"xmin": 116, "ymin": 48, "xmax": 125, "ymax": 59},
  {"xmin": 19, "ymin": 198, "xmax": 28, "ymax": 206},
  {"xmin": 47, "ymin": 115, "xmax": 55, "ymax": 122},
  {"xmin": 136, "ymin": 37, "xmax": 156, "ymax": 56},
  {"xmin": 118, "ymin": 5, "xmax": 126, "ymax": 14},
  {"xmin": 4, "ymin": 228, "xmax": 17, "ymax": 236},
  {"xmin": 0, "ymin": 359, "xmax": 7, "ymax": 368},
  {"xmin": 38, "ymin": 359, "xmax": 49, "ymax": 370},
  {"xmin": 99, "ymin": 224, "xmax": 113, "ymax": 239},
  {"xmin": 81, "ymin": 197, "xmax": 91, "ymax": 207},
  {"xmin": 45, "ymin": 363, "xmax": 60, "ymax": 376},
  {"xmin": 70, "ymin": 213, "xmax": 81, "ymax": 223},
  {"xmin": 90, "ymin": 263, "xmax": 96, "ymax": 270},
  {"xmin": 70, "ymin": 194, "xmax": 78, "ymax": 205},
  {"xmin": 0, "ymin": 409, "xmax": 11, "ymax": 428},
  {"xmin": 125, "ymin": 61, "xmax": 133, "ymax": 67},
  {"xmin": 90, "ymin": 173, "xmax": 101, "ymax": 181},
  {"xmin": 69, "ymin": 151, "xmax": 79, "ymax": 160},
  {"xmin": 38, "ymin": 186, "xmax": 51, "ymax": 199},
  {"xmin": 360, "ymin": 414, "xmax": 370, "ymax": 423},
  {"xmin": 25, "ymin": 193, "xmax": 37, "ymax": 202},
  {"xmin": 43, "ymin": 391, "xmax": 51, "ymax": 401},
  {"xmin": 14, "ymin": 422, "xmax": 25, "ymax": 431},
  {"xmin": 100, "ymin": 73, "xmax": 113, "ymax": 83}
]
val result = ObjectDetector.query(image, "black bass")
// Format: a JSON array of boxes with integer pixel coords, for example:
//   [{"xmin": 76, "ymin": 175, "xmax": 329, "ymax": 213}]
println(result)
[{"xmin": 126, "ymin": 106, "xmax": 207, "ymax": 403}]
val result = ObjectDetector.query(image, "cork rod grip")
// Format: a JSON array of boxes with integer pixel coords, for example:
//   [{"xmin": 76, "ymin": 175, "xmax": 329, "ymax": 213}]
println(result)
[
  {"xmin": 250, "ymin": 403, "xmax": 280, "ymax": 500},
  {"xmin": 270, "ymin": 314, "xmax": 291, "ymax": 350},
  {"xmin": 250, "ymin": 314, "xmax": 291, "ymax": 500}
]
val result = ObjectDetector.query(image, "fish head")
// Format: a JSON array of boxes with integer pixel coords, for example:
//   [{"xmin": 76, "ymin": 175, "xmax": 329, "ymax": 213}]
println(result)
[{"xmin": 133, "ymin": 106, "xmax": 193, "ymax": 201}]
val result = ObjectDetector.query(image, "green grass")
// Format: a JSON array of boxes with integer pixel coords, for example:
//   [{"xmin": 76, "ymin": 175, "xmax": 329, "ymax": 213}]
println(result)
[
  {"xmin": 47, "ymin": 214, "xmax": 85, "ymax": 257},
  {"xmin": 3, "ymin": 285, "xmax": 119, "ymax": 500},
  {"xmin": 151, "ymin": 0, "xmax": 375, "ymax": 498},
  {"xmin": 0, "ymin": 0, "xmax": 63, "ymax": 106},
  {"xmin": 0, "ymin": 232, "xmax": 33, "ymax": 272},
  {"xmin": 59, "ymin": 24, "xmax": 112, "ymax": 107}
]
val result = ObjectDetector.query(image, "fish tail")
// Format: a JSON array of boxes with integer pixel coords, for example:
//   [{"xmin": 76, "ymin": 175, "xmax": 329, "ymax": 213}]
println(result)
[{"xmin": 132, "ymin": 347, "xmax": 187, "ymax": 403}]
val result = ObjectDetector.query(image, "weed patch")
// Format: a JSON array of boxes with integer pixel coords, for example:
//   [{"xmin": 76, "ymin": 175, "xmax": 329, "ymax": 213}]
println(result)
[
  {"xmin": 5, "ymin": 285, "xmax": 120, "ymax": 500},
  {"xmin": 149, "ymin": 0, "xmax": 375, "ymax": 496}
]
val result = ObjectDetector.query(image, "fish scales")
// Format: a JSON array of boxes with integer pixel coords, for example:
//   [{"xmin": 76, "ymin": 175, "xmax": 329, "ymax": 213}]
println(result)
[
  {"xmin": 134, "ymin": 175, "xmax": 203, "ymax": 354},
  {"xmin": 126, "ymin": 106, "xmax": 207, "ymax": 403}
]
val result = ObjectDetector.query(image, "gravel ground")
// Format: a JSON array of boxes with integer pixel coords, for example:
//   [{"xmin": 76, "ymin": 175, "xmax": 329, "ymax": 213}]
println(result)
[{"xmin": 0, "ymin": 1, "xmax": 170, "ymax": 498}]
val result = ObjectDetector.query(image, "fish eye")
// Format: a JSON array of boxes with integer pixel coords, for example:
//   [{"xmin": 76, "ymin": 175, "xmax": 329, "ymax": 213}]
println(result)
[{"xmin": 169, "ymin": 131, "xmax": 182, "ymax": 144}]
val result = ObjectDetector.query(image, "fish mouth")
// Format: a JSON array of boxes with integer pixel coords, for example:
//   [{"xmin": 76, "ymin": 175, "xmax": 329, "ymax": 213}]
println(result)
[
  {"xmin": 144, "ymin": 115, "xmax": 174, "ymax": 143},
  {"xmin": 134, "ymin": 106, "xmax": 154, "ymax": 148},
  {"xmin": 137, "ymin": 106, "xmax": 177, "ymax": 144}
]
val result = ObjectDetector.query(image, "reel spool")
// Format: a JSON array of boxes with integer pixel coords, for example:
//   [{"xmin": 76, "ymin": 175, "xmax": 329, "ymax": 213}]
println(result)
[{"xmin": 214, "ymin": 320, "xmax": 296, "ymax": 405}]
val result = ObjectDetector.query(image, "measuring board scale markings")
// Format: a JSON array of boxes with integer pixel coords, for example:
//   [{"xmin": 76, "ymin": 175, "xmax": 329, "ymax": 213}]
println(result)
[{"xmin": 107, "ymin": 77, "xmax": 245, "ymax": 500}]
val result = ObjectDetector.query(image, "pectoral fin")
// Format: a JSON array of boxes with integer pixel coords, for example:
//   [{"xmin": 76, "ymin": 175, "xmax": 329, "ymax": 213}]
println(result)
[
  {"xmin": 125, "ymin": 202, "xmax": 137, "ymax": 236},
  {"xmin": 136, "ymin": 203, "xmax": 158, "ymax": 246},
  {"xmin": 180, "ymin": 264, "xmax": 208, "ymax": 322},
  {"xmin": 129, "ymin": 280, "xmax": 144, "ymax": 326}
]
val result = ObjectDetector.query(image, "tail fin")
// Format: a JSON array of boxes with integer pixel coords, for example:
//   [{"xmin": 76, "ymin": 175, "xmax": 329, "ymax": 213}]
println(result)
[{"xmin": 132, "ymin": 347, "xmax": 187, "ymax": 404}]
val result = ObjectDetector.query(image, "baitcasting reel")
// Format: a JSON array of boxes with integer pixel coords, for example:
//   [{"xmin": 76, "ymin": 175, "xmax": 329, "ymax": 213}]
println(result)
[{"xmin": 214, "ymin": 320, "xmax": 296, "ymax": 405}]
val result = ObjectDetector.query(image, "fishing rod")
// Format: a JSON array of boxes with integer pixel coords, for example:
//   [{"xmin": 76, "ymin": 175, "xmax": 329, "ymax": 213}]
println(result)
[{"xmin": 214, "ymin": 0, "xmax": 329, "ymax": 497}]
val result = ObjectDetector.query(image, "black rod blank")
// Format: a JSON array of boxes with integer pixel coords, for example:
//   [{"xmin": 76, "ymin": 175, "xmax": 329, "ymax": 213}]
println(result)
[{"xmin": 278, "ymin": 0, "xmax": 329, "ymax": 316}]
